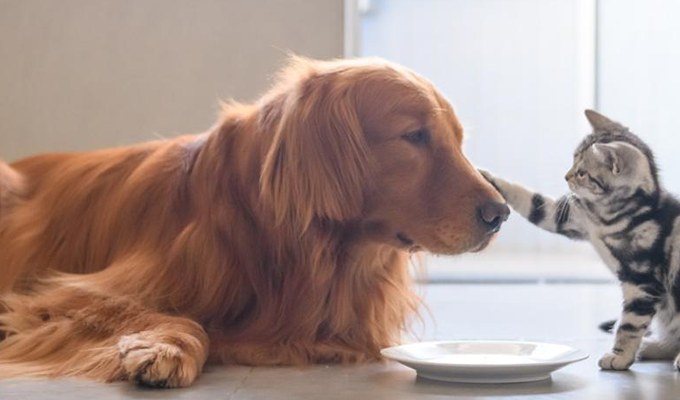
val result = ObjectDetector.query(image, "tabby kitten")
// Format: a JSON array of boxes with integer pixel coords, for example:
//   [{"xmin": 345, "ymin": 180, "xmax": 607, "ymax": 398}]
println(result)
[{"xmin": 482, "ymin": 110, "xmax": 680, "ymax": 371}]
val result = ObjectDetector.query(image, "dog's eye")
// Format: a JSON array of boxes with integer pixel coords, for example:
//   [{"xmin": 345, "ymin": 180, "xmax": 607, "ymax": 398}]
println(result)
[{"xmin": 402, "ymin": 129, "xmax": 430, "ymax": 145}]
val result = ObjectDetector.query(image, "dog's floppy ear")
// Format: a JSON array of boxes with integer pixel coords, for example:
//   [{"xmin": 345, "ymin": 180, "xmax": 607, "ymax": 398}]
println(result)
[{"xmin": 260, "ymin": 59, "xmax": 369, "ymax": 231}]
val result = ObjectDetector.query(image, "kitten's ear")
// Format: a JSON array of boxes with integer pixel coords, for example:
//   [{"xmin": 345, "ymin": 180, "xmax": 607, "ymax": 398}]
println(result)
[
  {"xmin": 584, "ymin": 110, "xmax": 628, "ymax": 132},
  {"xmin": 591, "ymin": 143, "xmax": 621, "ymax": 175}
]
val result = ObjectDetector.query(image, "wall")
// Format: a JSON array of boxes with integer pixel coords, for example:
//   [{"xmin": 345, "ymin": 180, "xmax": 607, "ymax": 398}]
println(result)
[
  {"xmin": 598, "ymin": 0, "xmax": 680, "ymax": 193},
  {"xmin": 0, "ymin": 0, "xmax": 344, "ymax": 161}
]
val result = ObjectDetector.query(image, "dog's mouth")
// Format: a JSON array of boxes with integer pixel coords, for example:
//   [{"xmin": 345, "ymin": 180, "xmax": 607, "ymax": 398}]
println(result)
[
  {"xmin": 396, "ymin": 232, "xmax": 422, "ymax": 253},
  {"xmin": 470, "ymin": 237, "xmax": 492, "ymax": 253},
  {"xmin": 396, "ymin": 232, "xmax": 491, "ymax": 254}
]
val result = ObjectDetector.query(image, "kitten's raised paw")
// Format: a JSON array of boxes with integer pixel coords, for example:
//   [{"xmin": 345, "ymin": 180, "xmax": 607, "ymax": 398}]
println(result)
[
  {"xmin": 118, "ymin": 332, "xmax": 200, "ymax": 388},
  {"xmin": 598, "ymin": 352, "xmax": 634, "ymax": 370},
  {"xmin": 478, "ymin": 169, "xmax": 501, "ymax": 192},
  {"xmin": 478, "ymin": 169, "xmax": 494, "ymax": 183}
]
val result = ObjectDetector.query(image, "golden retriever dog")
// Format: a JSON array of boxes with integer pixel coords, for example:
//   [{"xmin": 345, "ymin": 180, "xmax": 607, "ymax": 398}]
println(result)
[{"xmin": 0, "ymin": 57, "xmax": 508, "ymax": 388}]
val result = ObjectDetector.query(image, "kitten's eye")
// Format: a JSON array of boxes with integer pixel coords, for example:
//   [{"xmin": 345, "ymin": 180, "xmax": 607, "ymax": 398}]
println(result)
[
  {"xmin": 402, "ymin": 129, "xmax": 430, "ymax": 146},
  {"xmin": 577, "ymin": 170, "xmax": 587, "ymax": 178}
]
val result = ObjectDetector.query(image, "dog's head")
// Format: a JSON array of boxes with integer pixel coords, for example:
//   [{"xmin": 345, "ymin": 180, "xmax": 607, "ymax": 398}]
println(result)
[{"xmin": 259, "ymin": 57, "xmax": 507, "ymax": 255}]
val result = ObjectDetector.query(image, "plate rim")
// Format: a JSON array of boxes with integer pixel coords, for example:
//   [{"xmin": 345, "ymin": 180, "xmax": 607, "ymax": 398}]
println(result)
[{"xmin": 380, "ymin": 340, "xmax": 589, "ymax": 369}]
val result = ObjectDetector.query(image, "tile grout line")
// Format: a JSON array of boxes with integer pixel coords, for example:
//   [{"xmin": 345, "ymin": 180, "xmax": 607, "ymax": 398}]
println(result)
[{"xmin": 227, "ymin": 367, "xmax": 253, "ymax": 400}]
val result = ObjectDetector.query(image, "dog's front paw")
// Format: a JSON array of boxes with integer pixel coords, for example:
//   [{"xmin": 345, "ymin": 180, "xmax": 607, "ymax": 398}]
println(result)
[
  {"xmin": 118, "ymin": 332, "xmax": 201, "ymax": 388},
  {"xmin": 598, "ymin": 352, "xmax": 634, "ymax": 371}
]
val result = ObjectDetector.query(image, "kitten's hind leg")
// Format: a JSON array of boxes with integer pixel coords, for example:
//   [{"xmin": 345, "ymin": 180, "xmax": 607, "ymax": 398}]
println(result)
[{"xmin": 637, "ymin": 338, "xmax": 676, "ymax": 360}]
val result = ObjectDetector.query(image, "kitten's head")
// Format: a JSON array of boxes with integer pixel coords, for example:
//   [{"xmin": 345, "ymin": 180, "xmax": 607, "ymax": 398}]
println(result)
[{"xmin": 566, "ymin": 110, "xmax": 658, "ymax": 202}]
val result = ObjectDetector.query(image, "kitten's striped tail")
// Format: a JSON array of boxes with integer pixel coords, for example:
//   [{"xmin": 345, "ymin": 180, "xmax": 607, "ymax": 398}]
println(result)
[{"xmin": 598, "ymin": 319, "xmax": 617, "ymax": 333}]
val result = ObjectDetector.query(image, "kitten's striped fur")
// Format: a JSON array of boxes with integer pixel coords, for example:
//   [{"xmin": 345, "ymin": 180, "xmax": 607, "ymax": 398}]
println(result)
[{"xmin": 483, "ymin": 110, "xmax": 680, "ymax": 371}]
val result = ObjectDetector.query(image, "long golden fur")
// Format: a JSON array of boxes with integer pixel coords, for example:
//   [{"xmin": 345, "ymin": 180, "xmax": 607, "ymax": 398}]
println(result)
[{"xmin": 0, "ymin": 57, "xmax": 505, "ymax": 388}]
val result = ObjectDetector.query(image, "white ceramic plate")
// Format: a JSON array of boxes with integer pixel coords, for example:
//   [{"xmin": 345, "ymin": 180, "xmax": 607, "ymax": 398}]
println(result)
[{"xmin": 381, "ymin": 341, "xmax": 588, "ymax": 383}]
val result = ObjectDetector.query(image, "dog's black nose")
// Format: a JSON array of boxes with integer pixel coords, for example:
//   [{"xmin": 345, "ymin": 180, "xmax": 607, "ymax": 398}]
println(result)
[{"xmin": 478, "ymin": 201, "xmax": 510, "ymax": 233}]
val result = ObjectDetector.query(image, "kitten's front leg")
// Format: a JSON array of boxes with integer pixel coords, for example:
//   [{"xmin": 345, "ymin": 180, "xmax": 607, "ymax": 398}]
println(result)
[
  {"xmin": 599, "ymin": 283, "xmax": 662, "ymax": 370},
  {"xmin": 479, "ymin": 170, "xmax": 587, "ymax": 240}
]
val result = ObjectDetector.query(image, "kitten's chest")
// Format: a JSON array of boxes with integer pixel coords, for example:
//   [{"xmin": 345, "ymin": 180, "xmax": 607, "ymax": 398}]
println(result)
[
  {"xmin": 587, "ymin": 219, "xmax": 662, "ymax": 273},
  {"xmin": 589, "ymin": 236, "xmax": 621, "ymax": 273}
]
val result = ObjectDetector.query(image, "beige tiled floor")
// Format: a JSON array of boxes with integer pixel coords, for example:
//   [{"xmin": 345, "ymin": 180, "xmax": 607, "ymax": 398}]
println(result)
[{"xmin": 2, "ymin": 283, "xmax": 680, "ymax": 399}]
